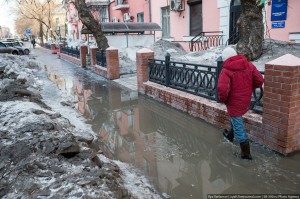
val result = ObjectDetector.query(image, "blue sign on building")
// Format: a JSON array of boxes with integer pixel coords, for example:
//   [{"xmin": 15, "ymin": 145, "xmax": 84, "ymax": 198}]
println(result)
[
  {"xmin": 272, "ymin": 21, "xmax": 285, "ymax": 28},
  {"xmin": 26, "ymin": 28, "xmax": 31, "ymax": 35},
  {"xmin": 271, "ymin": 0, "xmax": 288, "ymax": 21}
]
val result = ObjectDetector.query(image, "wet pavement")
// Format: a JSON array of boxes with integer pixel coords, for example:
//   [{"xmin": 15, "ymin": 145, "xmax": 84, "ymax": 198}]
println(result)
[{"xmin": 34, "ymin": 47, "xmax": 300, "ymax": 198}]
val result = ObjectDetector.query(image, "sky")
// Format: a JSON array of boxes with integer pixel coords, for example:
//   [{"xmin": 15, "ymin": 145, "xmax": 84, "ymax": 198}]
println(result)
[{"xmin": 0, "ymin": 1, "xmax": 16, "ymax": 35}]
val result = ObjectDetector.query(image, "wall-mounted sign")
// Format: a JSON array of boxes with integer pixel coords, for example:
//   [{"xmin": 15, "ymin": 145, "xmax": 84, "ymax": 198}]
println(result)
[
  {"xmin": 271, "ymin": 0, "xmax": 288, "ymax": 21},
  {"xmin": 272, "ymin": 21, "xmax": 285, "ymax": 28},
  {"xmin": 26, "ymin": 28, "xmax": 31, "ymax": 35}
]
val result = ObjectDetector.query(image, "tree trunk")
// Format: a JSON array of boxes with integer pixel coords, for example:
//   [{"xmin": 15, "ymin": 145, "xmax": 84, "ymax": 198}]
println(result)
[
  {"xmin": 74, "ymin": 0, "xmax": 109, "ymax": 50},
  {"xmin": 237, "ymin": 0, "xmax": 264, "ymax": 61},
  {"xmin": 39, "ymin": 22, "xmax": 44, "ymax": 45}
]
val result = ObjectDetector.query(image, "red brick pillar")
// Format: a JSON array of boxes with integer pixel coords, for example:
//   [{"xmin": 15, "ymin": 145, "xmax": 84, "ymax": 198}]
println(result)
[
  {"xmin": 50, "ymin": 43, "xmax": 56, "ymax": 50},
  {"xmin": 57, "ymin": 43, "xmax": 64, "ymax": 58},
  {"xmin": 58, "ymin": 43, "xmax": 64, "ymax": 53},
  {"xmin": 106, "ymin": 47, "xmax": 120, "ymax": 80},
  {"xmin": 50, "ymin": 44, "xmax": 57, "ymax": 54},
  {"xmin": 263, "ymin": 54, "xmax": 300, "ymax": 154},
  {"xmin": 136, "ymin": 48, "xmax": 154, "ymax": 93},
  {"xmin": 90, "ymin": 47, "xmax": 98, "ymax": 67},
  {"xmin": 80, "ymin": 45, "xmax": 88, "ymax": 68}
]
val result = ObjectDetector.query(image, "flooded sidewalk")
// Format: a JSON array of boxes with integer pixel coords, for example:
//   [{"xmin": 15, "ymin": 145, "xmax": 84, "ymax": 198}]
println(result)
[{"xmin": 36, "ymin": 47, "xmax": 300, "ymax": 198}]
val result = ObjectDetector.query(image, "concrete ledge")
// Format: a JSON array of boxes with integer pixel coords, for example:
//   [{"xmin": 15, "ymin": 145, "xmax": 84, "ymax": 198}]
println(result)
[
  {"xmin": 91, "ymin": 64, "xmax": 108, "ymax": 78},
  {"xmin": 51, "ymin": 49, "xmax": 58, "ymax": 54},
  {"xmin": 60, "ymin": 53, "xmax": 81, "ymax": 66}
]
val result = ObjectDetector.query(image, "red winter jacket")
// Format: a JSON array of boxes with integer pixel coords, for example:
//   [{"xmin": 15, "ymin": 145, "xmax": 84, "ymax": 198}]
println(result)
[{"xmin": 217, "ymin": 54, "xmax": 264, "ymax": 116}]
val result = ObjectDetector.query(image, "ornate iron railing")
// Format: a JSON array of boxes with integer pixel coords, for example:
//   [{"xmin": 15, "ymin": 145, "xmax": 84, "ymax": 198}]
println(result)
[
  {"xmin": 148, "ymin": 54, "xmax": 264, "ymax": 113},
  {"xmin": 189, "ymin": 31, "xmax": 224, "ymax": 52},
  {"xmin": 61, "ymin": 46, "xmax": 80, "ymax": 58},
  {"xmin": 96, "ymin": 49, "xmax": 107, "ymax": 67},
  {"xmin": 86, "ymin": 0, "xmax": 110, "ymax": 7},
  {"xmin": 149, "ymin": 53, "xmax": 222, "ymax": 100}
]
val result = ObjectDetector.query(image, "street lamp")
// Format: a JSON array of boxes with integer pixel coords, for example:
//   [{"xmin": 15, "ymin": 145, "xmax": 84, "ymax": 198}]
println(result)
[
  {"xmin": 56, "ymin": 26, "xmax": 61, "ymax": 42},
  {"xmin": 50, "ymin": 28, "xmax": 53, "ymax": 42}
]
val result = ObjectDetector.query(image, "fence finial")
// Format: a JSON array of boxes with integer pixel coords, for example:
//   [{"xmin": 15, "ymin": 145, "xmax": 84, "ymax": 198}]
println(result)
[{"xmin": 165, "ymin": 52, "xmax": 171, "ymax": 58}]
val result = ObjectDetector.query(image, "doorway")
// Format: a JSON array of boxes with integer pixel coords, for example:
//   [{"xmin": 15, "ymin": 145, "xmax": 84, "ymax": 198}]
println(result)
[
  {"xmin": 229, "ymin": 0, "xmax": 241, "ymax": 44},
  {"xmin": 188, "ymin": 0, "xmax": 203, "ymax": 36}
]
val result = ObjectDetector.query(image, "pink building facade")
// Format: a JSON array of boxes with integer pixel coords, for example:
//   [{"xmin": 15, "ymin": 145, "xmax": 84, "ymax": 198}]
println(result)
[
  {"xmin": 265, "ymin": 0, "xmax": 300, "ymax": 42},
  {"xmin": 65, "ymin": 0, "xmax": 300, "ymax": 50}
]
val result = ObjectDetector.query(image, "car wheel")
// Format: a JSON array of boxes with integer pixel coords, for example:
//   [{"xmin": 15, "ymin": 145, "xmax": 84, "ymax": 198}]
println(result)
[
  {"xmin": 24, "ymin": 49, "xmax": 29, "ymax": 55},
  {"xmin": 19, "ymin": 51, "xmax": 24, "ymax": 55},
  {"xmin": 12, "ymin": 51, "xmax": 18, "ymax": 55}
]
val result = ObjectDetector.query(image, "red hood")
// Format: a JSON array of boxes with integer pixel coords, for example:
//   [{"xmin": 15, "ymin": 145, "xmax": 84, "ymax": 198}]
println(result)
[{"xmin": 223, "ymin": 54, "xmax": 248, "ymax": 71}]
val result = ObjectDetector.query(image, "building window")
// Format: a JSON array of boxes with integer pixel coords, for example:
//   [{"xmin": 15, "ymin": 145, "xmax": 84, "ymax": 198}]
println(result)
[
  {"xmin": 189, "ymin": 1, "xmax": 203, "ymax": 36},
  {"xmin": 99, "ymin": 7, "xmax": 109, "ymax": 22},
  {"xmin": 137, "ymin": 12, "xmax": 144, "ymax": 22},
  {"xmin": 161, "ymin": 7, "xmax": 170, "ymax": 38}
]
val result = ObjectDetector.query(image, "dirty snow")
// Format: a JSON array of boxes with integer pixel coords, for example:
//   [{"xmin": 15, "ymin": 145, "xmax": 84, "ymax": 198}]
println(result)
[
  {"xmin": 52, "ymin": 33, "xmax": 300, "ymax": 75},
  {"xmin": 84, "ymin": 39, "xmax": 300, "ymax": 73},
  {"xmin": 62, "ymin": 36, "xmax": 300, "ymax": 75}
]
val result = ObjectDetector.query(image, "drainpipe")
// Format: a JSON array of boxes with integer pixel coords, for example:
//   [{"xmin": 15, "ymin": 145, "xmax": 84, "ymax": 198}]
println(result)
[{"xmin": 148, "ymin": 0, "xmax": 152, "ymax": 22}]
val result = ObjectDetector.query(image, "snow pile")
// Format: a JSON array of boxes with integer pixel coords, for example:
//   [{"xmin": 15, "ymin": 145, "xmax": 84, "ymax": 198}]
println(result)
[
  {"xmin": 99, "ymin": 155, "xmax": 162, "ymax": 199},
  {"xmin": 175, "ymin": 46, "xmax": 224, "ymax": 66},
  {"xmin": 66, "ymin": 38, "xmax": 97, "ymax": 48},
  {"xmin": 149, "ymin": 39, "xmax": 187, "ymax": 59},
  {"xmin": 117, "ymin": 39, "xmax": 300, "ymax": 74}
]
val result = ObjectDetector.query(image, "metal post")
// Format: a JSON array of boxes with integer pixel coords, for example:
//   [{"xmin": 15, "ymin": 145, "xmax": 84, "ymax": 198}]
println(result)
[
  {"xmin": 59, "ymin": 26, "xmax": 61, "ymax": 42},
  {"xmin": 215, "ymin": 56, "xmax": 223, "ymax": 102},
  {"xmin": 165, "ymin": 52, "xmax": 171, "ymax": 87}
]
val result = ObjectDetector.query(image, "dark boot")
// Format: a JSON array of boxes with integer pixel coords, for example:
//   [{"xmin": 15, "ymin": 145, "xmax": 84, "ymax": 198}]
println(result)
[
  {"xmin": 222, "ymin": 129, "xmax": 234, "ymax": 142},
  {"xmin": 240, "ymin": 141, "xmax": 252, "ymax": 160}
]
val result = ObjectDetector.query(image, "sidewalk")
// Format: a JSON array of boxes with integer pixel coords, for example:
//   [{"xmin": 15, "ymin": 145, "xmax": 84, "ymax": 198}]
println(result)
[{"xmin": 113, "ymin": 74, "xmax": 138, "ymax": 91}]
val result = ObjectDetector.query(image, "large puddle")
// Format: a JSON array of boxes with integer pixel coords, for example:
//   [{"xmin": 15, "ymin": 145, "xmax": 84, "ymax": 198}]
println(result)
[{"xmin": 43, "ymin": 58, "xmax": 300, "ymax": 198}]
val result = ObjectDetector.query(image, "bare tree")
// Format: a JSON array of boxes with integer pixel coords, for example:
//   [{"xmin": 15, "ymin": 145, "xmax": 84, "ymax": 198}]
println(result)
[
  {"xmin": 236, "ymin": 0, "xmax": 264, "ymax": 61},
  {"xmin": 73, "ymin": 0, "xmax": 109, "ymax": 49},
  {"xmin": 15, "ymin": 17, "xmax": 39, "ymax": 36},
  {"xmin": 12, "ymin": 0, "xmax": 59, "ymax": 44}
]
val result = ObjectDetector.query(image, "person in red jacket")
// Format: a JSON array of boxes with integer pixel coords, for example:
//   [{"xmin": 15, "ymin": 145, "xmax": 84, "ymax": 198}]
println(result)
[{"xmin": 217, "ymin": 47, "xmax": 264, "ymax": 160}]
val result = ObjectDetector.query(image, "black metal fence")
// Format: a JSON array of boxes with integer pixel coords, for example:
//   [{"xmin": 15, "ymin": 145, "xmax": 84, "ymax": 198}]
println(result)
[
  {"xmin": 96, "ymin": 49, "xmax": 107, "ymax": 67},
  {"xmin": 189, "ymin": 31, "xmax": 224, "ymax": 52},
  {"xmin": 61, "ymin": 46, "xmax": 80, "ymax": 58},
  {"xmin": 45, "ymin": 43, "xmax": 51, "ymax": 49},
  {"xmin": 148, "ymin": 54, "xmax": 264, "ymax": 113}
]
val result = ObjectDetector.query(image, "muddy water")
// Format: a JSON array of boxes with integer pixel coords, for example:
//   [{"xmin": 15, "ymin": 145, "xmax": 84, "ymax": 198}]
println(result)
[{"xmin": 42, "ymin": 58, "xmax": 300, "ymax": 198}]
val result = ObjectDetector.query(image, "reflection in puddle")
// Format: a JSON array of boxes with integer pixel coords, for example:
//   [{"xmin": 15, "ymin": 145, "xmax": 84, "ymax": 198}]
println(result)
[{"xmin": 46, "ymin": 65, "xmax": 300, "ymax": 198}]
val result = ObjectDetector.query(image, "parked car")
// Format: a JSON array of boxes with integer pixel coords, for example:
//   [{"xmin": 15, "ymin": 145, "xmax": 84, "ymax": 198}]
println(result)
[
  {"xmin": 0, "ymin": 42, "xmax": 19, "ymax": 55},
  {"xmin": 3, "ymin": 41, "xmax": 30, "ymax": 55},
  {"xmin": 21, "ymin": 37, "xmax": 29, "ymax": 42}
]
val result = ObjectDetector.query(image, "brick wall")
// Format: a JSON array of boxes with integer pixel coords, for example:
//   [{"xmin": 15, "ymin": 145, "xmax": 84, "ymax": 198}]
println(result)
[
  {"xmin": 80, "ymin": 45, "xmax": 88, "ymax": 67},
  {"xmin": 106, "ymin": 47, "xmax": 120, "ymax": 80},
  {"xmin": 137, "ymin": 49, "xmax": 300, "ymax": 155},
  {"xmin": 50, "ymin": 44, "xmax": 58, "ymax": 54},
  {"xmin": 136, "ymin": 49, "xmax": 154, "ymax": 90},
  {"xmin": 263, "ymin": 54, "xmax": 300, "ymax": 154}
]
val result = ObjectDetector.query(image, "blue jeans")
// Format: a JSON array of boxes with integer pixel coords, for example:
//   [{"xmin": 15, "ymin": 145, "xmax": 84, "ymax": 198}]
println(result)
[{"xmin": 230, "ymin": 117, "xmax": 248, "ymax": 143}]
